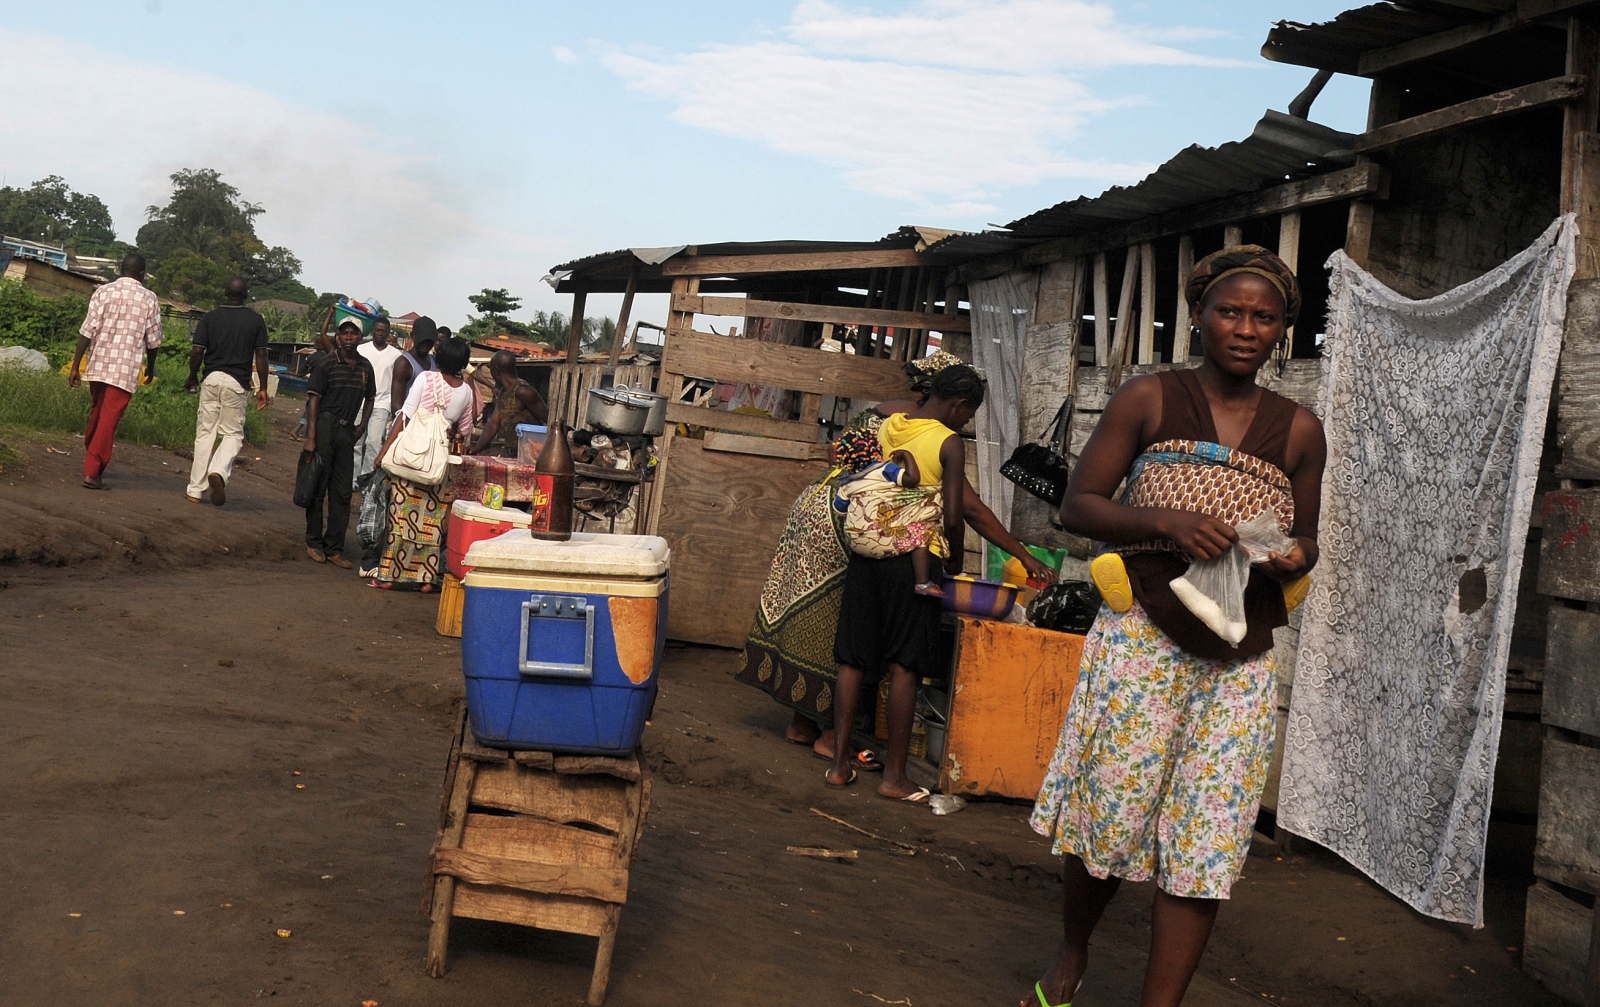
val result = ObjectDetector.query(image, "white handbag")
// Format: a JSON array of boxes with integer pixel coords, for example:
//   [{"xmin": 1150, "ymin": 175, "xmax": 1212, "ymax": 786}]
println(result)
[{"xmin": 382, "ymin": 375, "xmax": 452, "ymax": 485}]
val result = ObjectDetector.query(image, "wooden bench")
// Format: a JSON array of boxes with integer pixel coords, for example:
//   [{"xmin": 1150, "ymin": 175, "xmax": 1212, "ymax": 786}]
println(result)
[{"xmin": 423, "ymin": 708, "xmax": 652, "ymax": 1005}]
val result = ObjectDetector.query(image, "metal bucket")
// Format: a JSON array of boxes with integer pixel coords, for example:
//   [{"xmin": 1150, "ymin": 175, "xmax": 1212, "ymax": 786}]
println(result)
[{"xmin": 585, "ymin": 386, "xmax": 651, "ymax": 435}]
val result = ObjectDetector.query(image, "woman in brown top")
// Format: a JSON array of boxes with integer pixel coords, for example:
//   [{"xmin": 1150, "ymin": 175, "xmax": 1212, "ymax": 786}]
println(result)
[{"xmin": 1023, "ymin": 247, "xmax": 1326, "ymax": 1007}]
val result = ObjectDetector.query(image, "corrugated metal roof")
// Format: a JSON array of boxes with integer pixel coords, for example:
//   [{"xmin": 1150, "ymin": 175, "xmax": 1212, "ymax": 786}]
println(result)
[
  {"xmin": 929, "ymin": 110, "xmax": 1356, "ymax": 259},
  {"xmin": 1261, "ymin": 3, "xmax": 1489, "ymax": 74}
]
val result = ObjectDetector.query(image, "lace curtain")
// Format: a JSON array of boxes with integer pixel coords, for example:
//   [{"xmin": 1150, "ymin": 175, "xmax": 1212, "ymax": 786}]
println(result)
[
  {"xmin": 968, "ymin": 271, "xmax": 1037, "ymax": 531},
  {"xmin": 1279, "ymin": 215, "xmax": 1575, "ymax": 926}
]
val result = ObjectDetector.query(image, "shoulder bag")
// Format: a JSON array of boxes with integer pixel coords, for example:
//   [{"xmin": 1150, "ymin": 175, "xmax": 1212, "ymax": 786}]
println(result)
[
  {"xmin": 382, "ymin": 374, "xmax": 453, "ymax": 485},
  {"xmin": 1000, "ymin": 396, "xmax": 1073, "ymax": 506}
]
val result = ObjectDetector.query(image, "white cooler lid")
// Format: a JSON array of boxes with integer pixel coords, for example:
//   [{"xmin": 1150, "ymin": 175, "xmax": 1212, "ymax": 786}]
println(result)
[
  {"xmin": 451, "ymin": 498, "xmax": 532, "ymax": 527},
  {"xmin": 464, "ymin": 529, "xmax": 670, "ymax": 577}
]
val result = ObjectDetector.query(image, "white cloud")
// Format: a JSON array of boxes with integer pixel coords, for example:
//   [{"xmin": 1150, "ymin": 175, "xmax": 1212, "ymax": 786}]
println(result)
[
  {"xmin": 553, "ymin": 45, "xmax": 579, "ymax": 64},
  {"xmin": 786, "ymin": 0, "xmax": 1238, "ymax": 72},
  {"xmin": 0, "ymin": 28, "xmax": 568, "ymax": 323},
  {"xmin": 602, "ymin": 0, "xmax": 1231, "ymax": 205}
]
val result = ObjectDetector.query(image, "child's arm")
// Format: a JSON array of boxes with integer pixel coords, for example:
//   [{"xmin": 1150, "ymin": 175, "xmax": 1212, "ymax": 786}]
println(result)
[
  {"xmin": 889, "ymin": 449, "xmax": 920, "ymax": 487},
  {"xmin": 938, "ymin": 434, "xmax": 965, "ymax": 574}
]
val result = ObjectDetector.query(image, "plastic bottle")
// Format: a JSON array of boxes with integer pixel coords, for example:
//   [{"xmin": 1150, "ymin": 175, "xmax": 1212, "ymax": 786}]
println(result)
[{"xmin": 531, "ymin": 419, "xmax": 574, "ymax": 541}]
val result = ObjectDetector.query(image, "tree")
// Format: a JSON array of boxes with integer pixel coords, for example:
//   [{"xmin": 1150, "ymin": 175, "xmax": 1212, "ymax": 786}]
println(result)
[
  {"xmin": 136, "ymin": 168, "xmax": 315, "ymax": 306},
  {"xmin": 0, "ymin": 175, "xmax": 119, "ymax": 255},
  {"xmin": 150, "ymin": 254, "xmax": 232, "ymax": 308},
  {"xmin": 468, "ymin": 288, "xmax": 522, "ymax": 316}
]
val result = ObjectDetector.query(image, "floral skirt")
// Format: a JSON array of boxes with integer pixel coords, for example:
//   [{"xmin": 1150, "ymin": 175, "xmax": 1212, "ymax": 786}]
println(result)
[
  {"xmin": 1029, "ymin": 602, "xmax": 1275, "ymax": 899},
  {"xmin": 376, "ymin": 477, "xmax": 448, "ymax": 588}
]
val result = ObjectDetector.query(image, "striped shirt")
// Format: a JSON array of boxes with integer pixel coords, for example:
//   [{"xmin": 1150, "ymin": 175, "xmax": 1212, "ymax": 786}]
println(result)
[{"xmin": 80, "ymin": 277, "xmax": 163, "ymax": 393}]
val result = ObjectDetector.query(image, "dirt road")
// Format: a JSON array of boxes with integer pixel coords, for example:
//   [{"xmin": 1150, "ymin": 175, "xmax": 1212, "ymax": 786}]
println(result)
[{"xmin": 0, "ymin": 417, "xmax": 1565, "ymax": 1006}]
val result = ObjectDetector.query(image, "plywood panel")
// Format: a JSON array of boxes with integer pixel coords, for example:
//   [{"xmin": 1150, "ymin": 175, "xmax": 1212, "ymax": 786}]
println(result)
[
  {"xmin": 1545, "ymin": 605, "xmax": 1600, "ymax": 735},
  {"xmin": 470, "ymin": 761, "xmax": 630, "ymax": 834},
  {"xmin": 1557, "ymin": 277, "xmax": 1600, "ymax": 478},
  {"xmin": 662, "ymin": 328, "xmax": 911, "ymax": 401},
  {"xmin": 1523, "ymin": 880, "xmax": 1594, "ymax": 1005},
  {"xmin": 1534, "ymin": 735, "xmax": 1600, "ymax": 888},
  {"xmin": 1538, "ymin": 489, "xmax": 1600, "ymax": 603},
  {"xmin": 450, "ymin": 882, "xmax": 613, "ymax": 937},
  {"xmin": 940, "ymin": 619, "xmax": 1085, "ymax": 799},
  {"xmin": 656, "ymin": 437, "xmax": 830, "ymax": 646}
]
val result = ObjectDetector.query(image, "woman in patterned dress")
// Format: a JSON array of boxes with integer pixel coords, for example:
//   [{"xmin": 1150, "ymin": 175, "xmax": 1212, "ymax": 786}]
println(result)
[{"xmin": 1023, "ymin": 248, "xmax": 1326, "ymax": 1007}]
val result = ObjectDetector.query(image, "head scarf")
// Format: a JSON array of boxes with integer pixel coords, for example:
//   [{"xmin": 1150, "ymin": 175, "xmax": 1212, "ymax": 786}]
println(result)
[
  {"xmin": 1185, "ymin": 245, "xmax": 1300, "ymax": 328},
  {"xmin": 905, "ymin": 349, "xmax": 980, "ymax": 396}
]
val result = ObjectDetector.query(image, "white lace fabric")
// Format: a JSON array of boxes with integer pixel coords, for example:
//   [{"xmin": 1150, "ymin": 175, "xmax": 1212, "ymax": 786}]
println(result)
[{"xmin": 1279, "ymin": 215, "xmax": 1575, "ymax": 926}]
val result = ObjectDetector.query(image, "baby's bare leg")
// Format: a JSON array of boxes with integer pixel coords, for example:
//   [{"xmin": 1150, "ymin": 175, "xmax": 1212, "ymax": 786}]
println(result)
[{"xmin": 911, "ymin": 547, "xmax": 943, "ymax": 596}]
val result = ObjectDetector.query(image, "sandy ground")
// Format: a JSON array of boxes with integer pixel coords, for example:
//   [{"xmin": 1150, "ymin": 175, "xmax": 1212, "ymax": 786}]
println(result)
[{"xmin": 0, "ymin": 412, "xmax": 1568, "ymax": 1006}]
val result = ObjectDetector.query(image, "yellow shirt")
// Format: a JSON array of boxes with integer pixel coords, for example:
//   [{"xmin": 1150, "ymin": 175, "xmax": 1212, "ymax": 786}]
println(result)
[{"xmin": 878, "ymin": 413, "xmax": 954, "ymax": 487}]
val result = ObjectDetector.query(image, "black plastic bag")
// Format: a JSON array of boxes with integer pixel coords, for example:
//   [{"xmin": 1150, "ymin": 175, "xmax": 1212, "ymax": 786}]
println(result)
[
  {"xmin": 293, "ymin": 450, "xmax": 325, "ymax": 509},
  {"xmin": 1027, "ymin": 579, "xmax": 1102, "ymax": 634}
]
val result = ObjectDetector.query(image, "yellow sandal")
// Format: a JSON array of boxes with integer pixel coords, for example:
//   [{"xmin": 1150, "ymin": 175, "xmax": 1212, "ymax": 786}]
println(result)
[{"xmin": 1090, "ymin": 553, "xmax": 1134, "ymax": 613}]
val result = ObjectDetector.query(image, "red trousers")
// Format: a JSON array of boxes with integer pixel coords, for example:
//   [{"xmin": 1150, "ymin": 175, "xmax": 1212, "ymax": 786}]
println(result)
[{"xmin": 84, "ymin": 382, "xmax": 133, "ymax": 480}]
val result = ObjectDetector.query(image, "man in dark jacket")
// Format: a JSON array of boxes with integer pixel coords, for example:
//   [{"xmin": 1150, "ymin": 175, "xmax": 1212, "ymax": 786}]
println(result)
[{"xmin": 303, "ymin": 319, "xmax": 374, "ymax": 568}]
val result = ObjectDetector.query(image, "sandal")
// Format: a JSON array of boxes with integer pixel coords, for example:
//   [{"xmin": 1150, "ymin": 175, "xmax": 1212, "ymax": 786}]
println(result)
[
  {"xmin": 894, "ymin": 787, "xmax": 931, "ymax": 804},
  {"xmin": 853, "ymin": 749, "xmax": 884, "ymax": 773},
  {"xmin": 1090, "ymin": 553, "xmax": 1134, "ymax": 613},
  {"xmin": 823, "ymin": 768, "xmax": 857, "ymax": 788},
  {"xmin": 1032, "ymin": 980, "xmax": 1074, "ymax": 1007}
]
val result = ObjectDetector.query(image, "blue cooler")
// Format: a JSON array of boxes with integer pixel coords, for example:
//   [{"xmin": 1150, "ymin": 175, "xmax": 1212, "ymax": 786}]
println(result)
[{"xmin": 461, "ymin": 531, "xmax": 670, "ymax": 754}]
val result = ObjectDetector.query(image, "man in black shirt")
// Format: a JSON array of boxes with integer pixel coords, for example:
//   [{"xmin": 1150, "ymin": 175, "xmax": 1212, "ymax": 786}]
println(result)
[
  {"xmin": 303, "ymin": 319, "xmax": 375, "ymax": 567},
  {"xmin": 184, "ymin": 276, "xmax": 270, "ymax": 505}
]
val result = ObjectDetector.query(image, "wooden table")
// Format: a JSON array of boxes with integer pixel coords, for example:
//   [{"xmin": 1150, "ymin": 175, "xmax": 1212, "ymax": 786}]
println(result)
[
  {"xmin": 424, "ymin": 709, "xmax": 652, "ymax": 1005},
  {"xmin": 935, "ymin": 617, "xmax": 1085, "ymax": 800}
]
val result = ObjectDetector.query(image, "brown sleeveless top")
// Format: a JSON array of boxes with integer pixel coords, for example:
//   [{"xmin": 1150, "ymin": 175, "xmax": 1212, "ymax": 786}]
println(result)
[
  {"xmin": 1123, "ymin": 369, "xmax": 1299, "ymax": 659},
  {"xmin": 492, "ymin": 379, "xmax": 543, "ymax": 458}
]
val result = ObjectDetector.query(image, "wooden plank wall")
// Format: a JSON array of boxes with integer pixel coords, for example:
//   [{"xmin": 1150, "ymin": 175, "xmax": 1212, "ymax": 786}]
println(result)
[
  {"xmin": 647, "ymin": 283, "xmax": 939, "ymax": 646},
  {"xmin": 544, "ymin": 363, "xmax": 658, "ymax": 429}
]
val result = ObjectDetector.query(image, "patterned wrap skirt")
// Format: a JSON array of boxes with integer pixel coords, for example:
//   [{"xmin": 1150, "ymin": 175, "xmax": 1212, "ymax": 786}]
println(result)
[
  {"xmin": 376, "ymin": 477, "xmax": 448, "ymax": 587},
  {"xmin": 1030, "ymin": 601, "xmax": 1276, "ymax": 899}
]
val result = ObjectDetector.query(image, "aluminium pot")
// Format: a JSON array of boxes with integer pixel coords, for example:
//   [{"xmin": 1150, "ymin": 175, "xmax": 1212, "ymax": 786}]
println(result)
[
  {"xmin": 616, "ymin": 385, "xmax": 668, "ymax": 436},
  {"xmin": 585, "ymin": 386, "xmax": 651, "ymax": 436}
]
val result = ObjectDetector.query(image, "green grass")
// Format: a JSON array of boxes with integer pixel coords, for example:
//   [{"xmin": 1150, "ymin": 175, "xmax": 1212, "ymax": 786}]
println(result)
[{"xmin": 0, "ymin": 366, "xmax": 268, "ymax": 450}]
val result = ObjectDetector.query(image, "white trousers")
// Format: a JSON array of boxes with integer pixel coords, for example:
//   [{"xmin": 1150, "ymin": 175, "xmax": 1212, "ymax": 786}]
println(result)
[
  {"xmin": 353, "ymin": 407, "xmax": 392, "ymax": 488},
  {"xmin": 188, "ymin": 370, "xmax": 247, "ymax": 498}
]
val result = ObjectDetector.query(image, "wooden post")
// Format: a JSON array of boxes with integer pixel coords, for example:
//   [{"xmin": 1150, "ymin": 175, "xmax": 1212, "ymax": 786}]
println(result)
[
  {"xmin": 942, "ymin": 282, "xmax": 971, "ymax": 361},
  {"xmin": 1106, "ymin": 246, "xmax": 1140, "ymax": 390},
  {"xmin": 1172, "ymin": 234, "xmax": 1195, "ymax": 362},
  {"xmin": 1224, "ymin": 224, "xmax": 1243, "ymax": 248},
  {"xmin": 1564, "ymin": 16, "xmax": 1600, "ymax": 214},
  {"xmin": 1092, "ymin": 252, "xmax": 1110, "ymax": 365},
  {"xmin": 1348, "ymin": 76, "xmax": 1401, "ymax": 268},
  {"xmin": 1279, "ymin": 211, "xmax": 1302, "ymax": 349},
  {"xmin": 1137, "ymin": 241, "xmax": 1156, "ymax": 364},
  {"xmin": 607, "ymin": 263, "xmax": 639, "ymax": 368},
  {"xmin": 567, "ymin": 290, "xmax": 587, "ymax": 364}
]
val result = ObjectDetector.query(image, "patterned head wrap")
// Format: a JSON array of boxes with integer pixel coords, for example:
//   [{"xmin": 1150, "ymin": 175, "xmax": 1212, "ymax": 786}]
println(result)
[
  {"xmin": 904, "ymin": 349, "xmax": 973, "ymax": 396},
  {"xmin": 1186, "ymin": 245, "xmax": 1300, "ymax": 328}
]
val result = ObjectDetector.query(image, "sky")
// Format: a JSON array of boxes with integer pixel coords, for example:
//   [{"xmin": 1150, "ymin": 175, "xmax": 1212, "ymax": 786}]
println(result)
[{"xmin": 0, "ymin": 1, "xmax": 1370, "ymax": 328}]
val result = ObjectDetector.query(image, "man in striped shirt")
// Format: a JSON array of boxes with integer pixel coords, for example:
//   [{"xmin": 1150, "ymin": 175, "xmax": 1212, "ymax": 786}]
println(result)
[{"xmin": 68, "ymin": 252, "xmax": 164, "ymax": 489}]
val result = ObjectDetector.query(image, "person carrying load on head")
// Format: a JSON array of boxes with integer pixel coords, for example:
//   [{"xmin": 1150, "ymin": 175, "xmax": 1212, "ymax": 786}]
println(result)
[{"xmin": 1022, "ymin": 246, "xmax": 1326, "ymax": 1007}]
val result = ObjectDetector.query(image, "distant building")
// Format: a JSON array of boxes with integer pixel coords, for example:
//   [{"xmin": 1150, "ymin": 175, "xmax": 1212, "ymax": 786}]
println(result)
[{"xmin": 1, "ymin": 235, "xmax": 69, "ymax": 270}]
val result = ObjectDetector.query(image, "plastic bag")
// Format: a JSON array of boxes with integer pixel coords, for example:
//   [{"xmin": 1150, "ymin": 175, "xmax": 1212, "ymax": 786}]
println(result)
[
  {"xmin": 1027, "ymin": 580, "xmax": 1103, "ymax": 634},
  {"xmin": 1169, "ymin": 510, "xmax": 1296, "ymax": 645},
  {"xmin": 293, "ymin": 450, "xmax": 326, "ymax": 509}
]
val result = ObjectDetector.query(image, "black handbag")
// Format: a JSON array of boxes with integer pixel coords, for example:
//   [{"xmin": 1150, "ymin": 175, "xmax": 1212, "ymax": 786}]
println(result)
[
  {"xmin": 1000, "ymin": 397, "xmax": 1073, "ymax": 506},
  {"xmin": 293, "ymin": 449, "xmax": 326, "ymax": 509}
]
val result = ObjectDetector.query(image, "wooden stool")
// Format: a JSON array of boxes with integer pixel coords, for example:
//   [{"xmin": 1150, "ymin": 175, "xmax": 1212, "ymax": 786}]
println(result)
[{"xmin": 423, "ymin": 708, "xmax": 652, "ymax": 1005}]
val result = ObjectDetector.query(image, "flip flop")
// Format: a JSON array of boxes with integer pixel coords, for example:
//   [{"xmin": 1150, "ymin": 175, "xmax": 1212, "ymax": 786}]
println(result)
[
  {"xmin": 823, "ymin": 768, "xmax": 857, "ymax": 787},
  {"xmin": 1033, "ymin": 980, "xmax": 1073, "ymax": 1007},
  {"xmin": 853, "ymin": 749, "xmax": 884, "ymax": 773},
  {"xmin": 82, "ymin": 479, "xmax": 107, "ymax": 490},
  {"xmin": 896, "ymin": 787, "xmax": 932, "ymax": 804}
]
